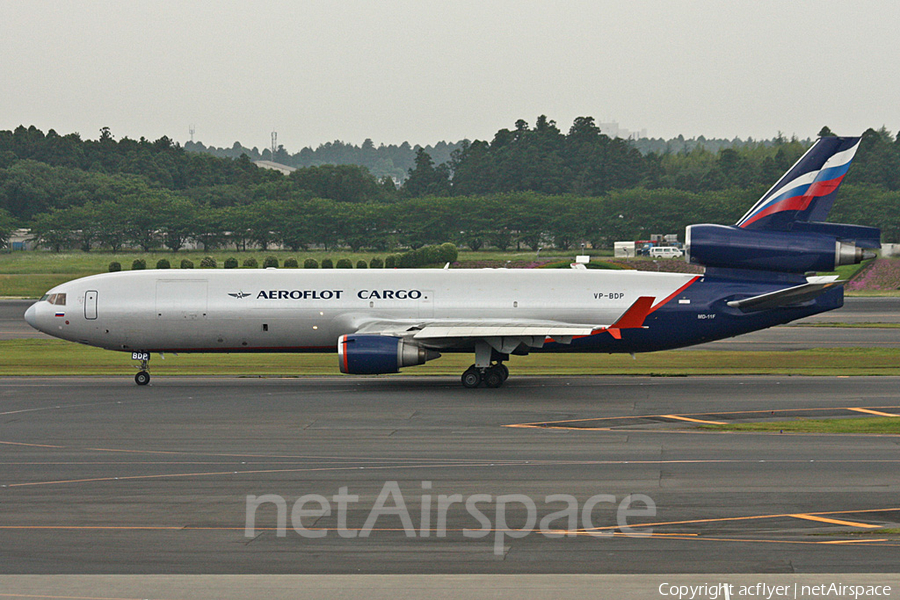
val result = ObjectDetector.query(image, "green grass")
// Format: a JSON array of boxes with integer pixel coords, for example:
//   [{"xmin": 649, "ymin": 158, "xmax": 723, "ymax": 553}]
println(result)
[
  {"xmin": 0, "ymin": 250, "xmax": 396, "ymax": 275},
  {"xmin": 701, "ymin": 417, "xmax": 900, "ymax": 434},
  {"xmin": 844, "ymin": 289, "xmax": 900, "ymax": 297},
  {"xmin": 855, "ymin": 529, "xmax": 900, "ymax": 534},
  {"xmin": 813, "ymin": 529, "xmax": 900, "ymax": 537},
  {"xmin": 0, "ymin": 251, "xmax": 391, "ymax": 297},
  {"xmin": 2, "ymin": 341, "xmax": 900, "ymax": 377},
  {"xmin": 0, "ymin": 273, "xmax": 96, "ymax": 297},
  {"xmin": 826, "ymin": 261, "xmax": 871, "ymax": 282}
]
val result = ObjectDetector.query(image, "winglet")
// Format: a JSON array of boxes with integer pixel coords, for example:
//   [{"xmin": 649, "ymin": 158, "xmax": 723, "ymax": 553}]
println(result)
[{"xmin": 601, "ymin": 296, "xmax": 655, "ymax": 339}]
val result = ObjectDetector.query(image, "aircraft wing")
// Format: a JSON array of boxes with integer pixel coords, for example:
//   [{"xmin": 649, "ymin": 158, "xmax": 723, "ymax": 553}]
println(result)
[{"xmin": 351, "ymin": 296, "xmax": 656, "ymax": 351}]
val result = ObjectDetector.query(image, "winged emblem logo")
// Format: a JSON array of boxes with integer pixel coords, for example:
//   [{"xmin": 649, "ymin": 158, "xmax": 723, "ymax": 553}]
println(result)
[{"xmin": 228, "ymin": 291, "xmax": 251, "ymax": 299}]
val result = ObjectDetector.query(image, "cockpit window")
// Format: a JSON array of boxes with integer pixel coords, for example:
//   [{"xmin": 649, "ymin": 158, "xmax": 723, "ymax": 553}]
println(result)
[
  {"xmin": 47, "ymin": 293, "xmax": 67, "ymax": 306},
  {"xmin": 40, "ymin": 294, "xmax": 50, "ymax": 302}
]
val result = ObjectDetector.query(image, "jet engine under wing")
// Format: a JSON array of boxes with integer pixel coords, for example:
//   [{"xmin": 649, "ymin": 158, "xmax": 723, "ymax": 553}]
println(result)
[{"xmin": 726, "ymin": 276, "xmax": 843, "ymax": 312}]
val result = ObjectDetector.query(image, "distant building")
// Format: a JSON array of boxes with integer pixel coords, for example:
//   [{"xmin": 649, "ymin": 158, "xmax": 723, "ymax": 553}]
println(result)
[
  {"xmin": 614, "ymin": 241, "xmax": 636, "ymax": 257},
  {"xmin": 7, "ymin": 229, "xmax": 35, "ymax": 251},
  {"xmin": 597, "ymin": 121, "xmax": 648, "ymax": 141},
  {"xmin": 253, "ymin": 160, "xmax": 296, "ymax": 175}
]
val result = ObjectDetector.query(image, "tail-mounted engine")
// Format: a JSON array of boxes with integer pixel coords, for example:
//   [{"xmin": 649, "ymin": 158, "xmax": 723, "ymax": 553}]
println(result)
[
  {"xmin": 338, "ymin": 335, "xmax": 440, "ymax": 374},
  {"xmin": 685, "ymin": 224, "xmax": 877, "ymax": 273}
]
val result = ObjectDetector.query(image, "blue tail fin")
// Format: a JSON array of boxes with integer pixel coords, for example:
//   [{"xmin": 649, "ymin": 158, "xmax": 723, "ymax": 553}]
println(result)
[{"xmin": 735, "ymin": 136, "xmax": 861, "ymax": 231}]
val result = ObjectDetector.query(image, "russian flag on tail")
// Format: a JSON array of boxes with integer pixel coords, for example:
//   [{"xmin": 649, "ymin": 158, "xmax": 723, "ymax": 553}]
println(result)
[{"xmin": 736, "ymin": 136, "xmax": 861, "ymax": 231}]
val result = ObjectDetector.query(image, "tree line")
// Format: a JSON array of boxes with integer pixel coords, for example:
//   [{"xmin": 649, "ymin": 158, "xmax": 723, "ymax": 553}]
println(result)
[
  {"xmin": 1, "ymin": 121, "xmax": 898, "ymax": 252},
  {"xmin": 186, "ymin": 138, "xmax": 462, "ymax": 183},
  {"xmin": 19, "ymin": 186, "xmax": 900, "ymax": 254}
]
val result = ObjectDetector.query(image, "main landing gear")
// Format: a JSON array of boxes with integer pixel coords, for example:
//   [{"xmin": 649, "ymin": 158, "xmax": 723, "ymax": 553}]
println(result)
[
  {"xmin": 132, "ymin": 352, "xmax": 151, "ymax": 386},
  {"xmin": 461, "ymin": 343, "xmax": 513, "ymax": 388},
  {"xmin": 461, "ymin": 363, "xmax": 509, "ymax": 389}
]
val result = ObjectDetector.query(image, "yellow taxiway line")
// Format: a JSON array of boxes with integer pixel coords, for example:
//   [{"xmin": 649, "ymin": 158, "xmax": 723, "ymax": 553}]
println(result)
[{"xmin": 789, "ymin": 514, "xmax": 882, "ymax": 528}]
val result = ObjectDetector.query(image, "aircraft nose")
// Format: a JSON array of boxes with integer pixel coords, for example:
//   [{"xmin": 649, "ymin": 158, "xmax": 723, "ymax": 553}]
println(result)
[{"xmin": 24, "ymin": 303, "xmax": 38, "ymax": 329}]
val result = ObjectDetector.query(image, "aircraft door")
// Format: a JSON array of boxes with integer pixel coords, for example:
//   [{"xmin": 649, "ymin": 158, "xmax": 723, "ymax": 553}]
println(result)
[
  {"xmin": 156, "ymin": 280, "xmax": 208, "ymax": 320},
  {"xmin": 84, "ymin": 290, "xmax": 98, "ymax": 320}
]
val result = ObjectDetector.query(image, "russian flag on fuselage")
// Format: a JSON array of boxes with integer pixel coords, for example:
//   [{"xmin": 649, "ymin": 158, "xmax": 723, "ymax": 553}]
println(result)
[{"xmin": 736, "ymin": 136, "xmax": 860, "ymax": 231}]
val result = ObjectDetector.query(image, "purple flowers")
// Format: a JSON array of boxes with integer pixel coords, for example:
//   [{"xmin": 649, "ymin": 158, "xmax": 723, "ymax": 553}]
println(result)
[
  {"xmin": 607, "ymin": 259, "xmax": 705, "ymax": 274},
  {"xmin": 846, "ymin": 259, "xmax": 900, "ymax": 291}
]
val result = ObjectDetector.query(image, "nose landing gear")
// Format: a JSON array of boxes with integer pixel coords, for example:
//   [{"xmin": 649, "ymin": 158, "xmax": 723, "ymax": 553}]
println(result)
[{"xmin": 132, "ymin": 352, "xmax": 151, "ymax": 386}]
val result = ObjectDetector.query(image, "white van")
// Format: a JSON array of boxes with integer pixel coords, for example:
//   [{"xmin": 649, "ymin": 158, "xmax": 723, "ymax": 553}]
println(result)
[{"xmin": 649, "ymin": 246, "xmax": 683, "ymax": 259}]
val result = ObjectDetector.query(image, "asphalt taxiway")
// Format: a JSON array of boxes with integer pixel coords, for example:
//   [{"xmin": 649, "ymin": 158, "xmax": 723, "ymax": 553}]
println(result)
[
  {"xmin": 1, "ymin": 375, "xmax": 899, "ymax": 577},
  {"xmin": 2, "ymin": 298, "xmax": 899, "ymax": 596}
]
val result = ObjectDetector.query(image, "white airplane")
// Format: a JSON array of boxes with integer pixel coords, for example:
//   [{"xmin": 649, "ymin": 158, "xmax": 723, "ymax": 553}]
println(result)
[{"xmin": 24, "ymin": 136, "xmax": 878, "ymax": 387}]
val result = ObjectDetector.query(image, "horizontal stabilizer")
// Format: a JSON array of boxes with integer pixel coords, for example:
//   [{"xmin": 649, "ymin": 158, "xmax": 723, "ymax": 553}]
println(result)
[{"xmin": 726, "ymin": 277, "xmax": 842, "ymax": 311}]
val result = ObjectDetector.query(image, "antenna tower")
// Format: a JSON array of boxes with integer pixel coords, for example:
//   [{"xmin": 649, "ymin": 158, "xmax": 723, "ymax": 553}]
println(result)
[
  {"xmin": 271, "ymin": 131, "xmax": 277, "ymax": 158},
  {"xmin": 189, "ymin": 125, "xmax": 195, "ymax": 143}
]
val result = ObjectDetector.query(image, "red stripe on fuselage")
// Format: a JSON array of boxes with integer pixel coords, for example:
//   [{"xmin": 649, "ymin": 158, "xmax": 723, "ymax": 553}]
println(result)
[{"xmin": 648, "ymin": 276, "xmax": 701, "ymax": 314}]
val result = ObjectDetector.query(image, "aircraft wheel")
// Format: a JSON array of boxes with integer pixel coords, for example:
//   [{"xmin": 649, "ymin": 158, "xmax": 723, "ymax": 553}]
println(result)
[
  {"xmin": 461, "ymin": 366, "xmax": 482, "ymax": 388},
  {"xmin": 483, "ymin": 367, "xmax": 504, "ymax": 389},
  {"xmin": 135, "ymin": 371, "xmax": 150, "ymax": 386},
  {"xmin": 498, "ymin": 364, "xmax": 509, "ymax": 381}
]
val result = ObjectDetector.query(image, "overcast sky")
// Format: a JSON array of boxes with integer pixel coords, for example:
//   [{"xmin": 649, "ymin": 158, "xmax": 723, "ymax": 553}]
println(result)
[{"xmin": 2, "ymin": 1, "xmax": 899, "ymax": 151}]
